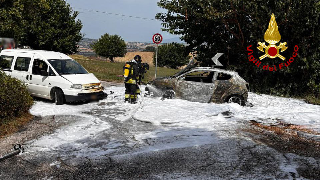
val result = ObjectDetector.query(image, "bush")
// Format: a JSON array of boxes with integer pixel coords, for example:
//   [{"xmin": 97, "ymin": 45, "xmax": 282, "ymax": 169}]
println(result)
[
  {"xmin": 154, "ymin": 43, "xmax": 189, "ymax": 69},
  {"xmin": 0, "ymin": 71, "xmax": 33, "ymax": 121},
  {"xmin": 0, "ymin": 59, "xmax": 10, "ymax": 69},
  {"xmin": 143, "ymin": 46, "xmax": 156, "ymax": 52}
]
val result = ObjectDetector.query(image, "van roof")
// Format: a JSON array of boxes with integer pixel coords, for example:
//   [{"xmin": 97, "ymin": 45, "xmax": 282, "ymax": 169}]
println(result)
[{"xmin": 0, "ymin": 49, "xmax": 71, "ymax": 59}]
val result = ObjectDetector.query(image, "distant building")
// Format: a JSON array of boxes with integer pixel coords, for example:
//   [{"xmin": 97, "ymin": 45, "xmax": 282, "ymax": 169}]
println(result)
[{"xmin": 76, "ymin": 38, "xmax": 173, "ymax": 56}]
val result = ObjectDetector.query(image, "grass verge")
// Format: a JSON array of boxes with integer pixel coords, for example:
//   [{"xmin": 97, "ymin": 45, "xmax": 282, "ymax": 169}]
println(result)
[
  {"xmin": 0, "ymin": 113, "xmax": 33, "ymax": 138},
  {"xmin": 302, "ymin": 95, "xmax": 320, "ymax": 105}
]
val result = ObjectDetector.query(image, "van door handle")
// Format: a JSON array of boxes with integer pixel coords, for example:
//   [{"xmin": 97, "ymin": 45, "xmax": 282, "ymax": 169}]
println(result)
[
  {"xmin": 26, "ymin": 75, "xmax": 29, "ymax": 80},
  {"xmin": 30, "ymin": 75, "xmax": 32, "ymax": 80}
]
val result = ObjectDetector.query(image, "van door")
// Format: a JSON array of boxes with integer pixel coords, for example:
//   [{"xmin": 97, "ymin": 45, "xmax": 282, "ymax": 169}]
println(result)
[
  {"xmin": 11, "ymin": 56, "xmax": 32, "ymax": 85},
  {"xmin": 28, "ymin": 57, "xmax": 53, "ymax": 99}
]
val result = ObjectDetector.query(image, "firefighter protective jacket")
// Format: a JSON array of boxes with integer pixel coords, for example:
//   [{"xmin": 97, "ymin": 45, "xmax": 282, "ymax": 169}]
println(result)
[{"xmin": 123, "ymin": 59, "xmax": 139, "ymax": 84}]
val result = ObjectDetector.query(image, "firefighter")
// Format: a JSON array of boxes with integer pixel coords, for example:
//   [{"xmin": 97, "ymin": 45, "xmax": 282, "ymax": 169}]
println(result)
[
  {"xmin": 135, "ymin": 55, "xmax": 142, "ymax": 95},
  {"xmin": 135, "ymin": 55, "xmax": 149, "ymax": 95},
  {"xmin": 123, "ymin": 55, "xmax": 139, "ymax": 103}
]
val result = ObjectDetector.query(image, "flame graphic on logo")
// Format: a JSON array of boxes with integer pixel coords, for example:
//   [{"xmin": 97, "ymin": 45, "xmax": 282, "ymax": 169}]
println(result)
[
  {"xmin": 264, "ymin": 13, "xmax": 281, "ymax": 45},
  {"xmin": 257, "ymin": 13, "xmax": 287, "ymax": 60}
]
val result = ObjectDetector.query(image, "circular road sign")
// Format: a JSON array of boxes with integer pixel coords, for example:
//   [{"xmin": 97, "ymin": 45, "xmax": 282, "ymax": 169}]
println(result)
[{"xmin": 152, "ymin": 33, "xmax": 163, "ymax": 44}]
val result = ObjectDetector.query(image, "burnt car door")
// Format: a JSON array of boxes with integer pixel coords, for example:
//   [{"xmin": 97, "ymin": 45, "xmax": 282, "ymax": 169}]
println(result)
[
  {"xmin": 175, "ymin": 71, "xmax": 216, "ymax": 103},
  {"xmin": 211, "ymin": 72, "xmax": 234, "ymax": 102}
]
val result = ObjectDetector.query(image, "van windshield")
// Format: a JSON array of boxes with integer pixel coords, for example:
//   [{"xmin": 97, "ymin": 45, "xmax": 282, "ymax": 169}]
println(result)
[{"xmin": 48, "ymin": 59, "xmax": 88, "ymax": 75}]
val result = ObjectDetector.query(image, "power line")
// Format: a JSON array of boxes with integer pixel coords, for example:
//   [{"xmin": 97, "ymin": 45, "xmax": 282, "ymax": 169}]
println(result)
[{"xmin": 73, "ymin": 7, "xmax": 159, "ymax": 21}]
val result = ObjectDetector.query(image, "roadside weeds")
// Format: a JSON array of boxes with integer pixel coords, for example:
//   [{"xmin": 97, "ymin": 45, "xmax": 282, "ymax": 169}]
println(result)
[
  {"xmin": 243, "ymin": 120, "xmax": 320, "ymax": 179},
  {"xmin": 245, "ymin": 120, "xmax": 320, "ymax": 157},
  {"xmin": 0, "ymin": 113, "xmax": 34, "ymax": 138}
]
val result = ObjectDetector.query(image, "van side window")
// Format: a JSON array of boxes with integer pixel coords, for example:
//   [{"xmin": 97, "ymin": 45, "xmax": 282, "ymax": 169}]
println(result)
[
  {"xmin": 0, "ymin": 55, "xmax": 13, "ymax": 69},
  {"xmin": 14, "ymin": 57, "xmax": 31, "ymax": 71},
  {"xmin": 32, "ymin": 59, "xmax": 48, "ymax": 75}
]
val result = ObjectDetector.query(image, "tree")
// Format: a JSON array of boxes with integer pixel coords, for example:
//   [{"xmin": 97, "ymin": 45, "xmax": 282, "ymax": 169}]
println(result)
[
  {"xmin": 156, "ymin": 0, "xmax": 320, "ymax": 97},
  {"xmin": 0, "ymin": 0, "xmax": 82, "ymax": 54},
  {"xmin": 155, "ymin": 43, "xmax": 189, "ymax": 69},
  {"xmin": 143, "ymin": 46, "xmax": 156, "ymax": 52},
  {"xmin": 92, "ymin": 33, "xmax": 127, "ymax": 62}
]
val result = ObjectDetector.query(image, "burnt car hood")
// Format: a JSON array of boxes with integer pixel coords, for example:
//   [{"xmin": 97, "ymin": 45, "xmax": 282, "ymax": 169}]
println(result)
[{"xmin": 172, "ymin": 58, "xmax": 198, "ymax": 78}]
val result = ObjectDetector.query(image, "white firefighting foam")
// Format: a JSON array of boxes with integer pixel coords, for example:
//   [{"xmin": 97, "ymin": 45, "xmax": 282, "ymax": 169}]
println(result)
[{"xmin": 28, "ymin": 85, "xmax": 320, "ymax": 157}]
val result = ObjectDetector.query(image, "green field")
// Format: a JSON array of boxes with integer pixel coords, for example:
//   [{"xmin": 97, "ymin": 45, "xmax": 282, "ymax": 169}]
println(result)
[{"xmin": 73, "ymin": 55, "xmax": 180, "ymax": 83}]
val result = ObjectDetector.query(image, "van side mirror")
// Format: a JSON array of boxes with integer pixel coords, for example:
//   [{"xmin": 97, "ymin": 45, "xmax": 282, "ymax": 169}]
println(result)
[{"xmin": 40, "ymin": 69, "xmax": 48, "ymax": 76}]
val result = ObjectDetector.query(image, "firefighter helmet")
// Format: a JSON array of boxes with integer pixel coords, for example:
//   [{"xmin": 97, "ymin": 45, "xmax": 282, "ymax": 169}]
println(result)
[{"xmin": 134, "ymin": 55, "xmax": 142, "ymax": 62}]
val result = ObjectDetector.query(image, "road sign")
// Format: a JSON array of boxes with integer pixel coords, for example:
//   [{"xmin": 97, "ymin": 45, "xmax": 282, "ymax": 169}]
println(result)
[
  {"xmin": 211, "ymin": 53, "xmax": 223, "ymax": 66},
  {"xmin": 152, "ymin": 33, "xmax": 163, "ymax": 44},
  {"xmin": 152, "ymin": 33, "xmax": 162, "ymax": 78}
]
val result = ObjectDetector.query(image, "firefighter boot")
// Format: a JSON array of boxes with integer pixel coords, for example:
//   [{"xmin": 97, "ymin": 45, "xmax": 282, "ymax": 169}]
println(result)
[
  {"xmin": 125, "ymin": 94, "xmax": 130, "ymax": 102},
  {"xmin": 130, "ymin": 95, "xmax": 137, "ymax": 104}
]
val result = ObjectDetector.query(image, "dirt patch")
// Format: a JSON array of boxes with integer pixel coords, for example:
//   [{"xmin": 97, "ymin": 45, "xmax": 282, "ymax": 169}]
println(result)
[
  {"xmin": 243, "ymin": 120, "xmax": 320, "ymax": 179},
  {"xmin": 0, "ymin": 113, "xmax": 33, "ymax": 138},
  {"xmin": 244, "ymin": 120, "xmax": 320, "ymax": 158},
  {"xmin": 0, "ymin": 115, "xmax": 72, "ymax": 157},
  {"xmin": 114, "ymin": 52, "xmax": 154, "ymax": 66}
]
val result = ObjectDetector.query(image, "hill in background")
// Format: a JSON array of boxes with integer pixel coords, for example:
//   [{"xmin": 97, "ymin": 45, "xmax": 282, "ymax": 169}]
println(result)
[
  {"xmin": 78, "ymin": 37, "xmax": 185, "ymax": 53},
  {"xmin": 76, "ymin": 37, "xmax": 185, "ymax": 66}
]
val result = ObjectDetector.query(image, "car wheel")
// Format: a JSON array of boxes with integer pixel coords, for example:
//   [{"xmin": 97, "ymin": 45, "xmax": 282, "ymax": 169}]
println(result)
[
  {"xmin": 162, "ymin": 90, "xmax": 175, "ymax": 99},
  {"xmin": 54, "ymin": 89, "xmax": 64, "ymax": 105},
  {"xmin": 227, "ymin": 95, "xmax": 245, "ymax": 106}
]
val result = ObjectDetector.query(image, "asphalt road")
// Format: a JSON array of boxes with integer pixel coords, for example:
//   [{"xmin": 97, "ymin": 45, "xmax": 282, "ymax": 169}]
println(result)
[{"xmin": 1, "ymin": 83, "xmax": 320, "ymax": 179}]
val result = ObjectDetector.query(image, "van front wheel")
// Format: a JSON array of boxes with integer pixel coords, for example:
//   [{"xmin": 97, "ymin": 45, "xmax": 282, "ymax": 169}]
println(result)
[{"xmin": 54, "ymin": 89, "xmax": 64, "ymax": 105}]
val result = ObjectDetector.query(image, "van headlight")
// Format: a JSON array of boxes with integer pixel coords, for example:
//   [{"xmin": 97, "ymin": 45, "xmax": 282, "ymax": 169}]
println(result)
[{"xmin": 71, "ymin": 84, "xmax": 82, "ymax": 89}]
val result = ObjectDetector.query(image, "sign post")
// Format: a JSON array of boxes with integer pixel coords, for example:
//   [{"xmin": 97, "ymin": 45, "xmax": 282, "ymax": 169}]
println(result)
[{"xmin": 152, "ymin": 33, "xmax": 162, "ymax": 78}]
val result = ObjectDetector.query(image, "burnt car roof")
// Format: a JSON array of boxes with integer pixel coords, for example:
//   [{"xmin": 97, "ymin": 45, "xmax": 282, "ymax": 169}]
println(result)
[
  {"xmin": 183, "ymin": 67, "xmax": 238, "ymax": 74},
  {"xmin": 173, "ymin": 67, "xmax": 240, "ymax": 78}
]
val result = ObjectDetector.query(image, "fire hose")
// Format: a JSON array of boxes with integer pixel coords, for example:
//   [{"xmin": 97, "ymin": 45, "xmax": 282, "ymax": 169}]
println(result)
[{"xmin": 0, "ymin": 144, "xmax": 24, "ymax": 162}]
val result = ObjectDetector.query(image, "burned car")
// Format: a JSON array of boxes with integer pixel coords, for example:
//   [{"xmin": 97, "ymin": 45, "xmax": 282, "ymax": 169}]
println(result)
[{"xmin": 146, "ymin": 66, "xmax": 249, "ymax": 106}]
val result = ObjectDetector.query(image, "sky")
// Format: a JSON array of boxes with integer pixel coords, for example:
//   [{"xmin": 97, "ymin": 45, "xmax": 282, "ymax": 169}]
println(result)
[{"xmin": 64, "ymin": 0, "xmax": 181, "ymax": 42}]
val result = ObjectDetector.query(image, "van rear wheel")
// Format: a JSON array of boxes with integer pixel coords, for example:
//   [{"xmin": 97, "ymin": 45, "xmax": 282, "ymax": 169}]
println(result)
[{"xmin": 54, "ymin": 89, "xmax": 64, "ymax": 105}]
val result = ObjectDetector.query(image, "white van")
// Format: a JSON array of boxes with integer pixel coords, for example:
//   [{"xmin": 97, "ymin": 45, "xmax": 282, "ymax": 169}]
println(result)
[{"xmin": 0, "ymin": 49, "xmax": 105, "ymax": 105}]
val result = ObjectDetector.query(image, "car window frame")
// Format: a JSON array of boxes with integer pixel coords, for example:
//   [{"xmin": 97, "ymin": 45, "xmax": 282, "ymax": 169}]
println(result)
[
  {"xmin": 179, "ymin": 70, "xmax": 215, "ymax": 83},
  {"xmin": 215, "ymin": 72, "xmax": 232, "ymax": 81},
  {"xmin": 32, "ymin": 59, "xmax": 48, "ymax": 75}
]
